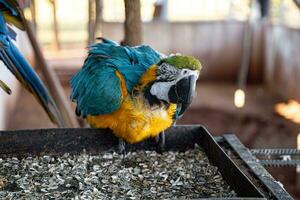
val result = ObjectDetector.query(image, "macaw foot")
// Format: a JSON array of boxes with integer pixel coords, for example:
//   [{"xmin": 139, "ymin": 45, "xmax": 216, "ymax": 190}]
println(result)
[
  {"xmin": 118, "ymin": 138, "xmax": 127, "ymax": 157},
  {"xmin": 155, "ymin": 131, "xmax": 165, "ymax": 154}
]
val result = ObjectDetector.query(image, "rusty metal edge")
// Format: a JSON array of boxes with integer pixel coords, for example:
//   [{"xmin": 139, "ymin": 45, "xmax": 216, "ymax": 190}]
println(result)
[
  {"xmin": 223, "ymin": 134, "xmax": 293, "ymax": 200},
  {"xmin": 198, "ymin": 127, "xmax": 265, "ymax": 199},
  {"xmin": 0, "ymin": 125, "xmax": 204, "ymax": 156},
  {"xmin": 0, "ymin": 125, "xmax": 267, "ymax": 199}
]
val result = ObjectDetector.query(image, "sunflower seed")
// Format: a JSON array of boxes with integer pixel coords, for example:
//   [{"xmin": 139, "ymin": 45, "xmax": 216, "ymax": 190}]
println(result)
[{"xmin": 0, "ymin": 146, "xmax": 236, "ymax": 199}]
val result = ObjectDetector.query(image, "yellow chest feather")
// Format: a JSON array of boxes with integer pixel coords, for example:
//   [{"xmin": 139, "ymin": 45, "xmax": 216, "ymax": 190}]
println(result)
[{"xmin": 87, "ymin": 96, "xmax": 177, "ymax": 143}]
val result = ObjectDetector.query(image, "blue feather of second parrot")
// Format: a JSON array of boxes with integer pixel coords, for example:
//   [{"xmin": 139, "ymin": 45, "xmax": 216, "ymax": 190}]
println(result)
[
  {"xmin": 0, "ymin": 37, "xmax": 49, "ymax": 101},
  {"xmin": 0, "ymin": 11, "xmax": 16, "ymax": 40},
  {"xmin": 0, "ymin": 8, "xmax": 64, "ymax": 126},
  {"xmin": 0, "ymin": 0, "xmax": 18, "ymax": 16},
  {"xmin": 0, "ymin": 11, "xmax": 8, "ymax": 34},
  {"xmin": 0, "ymin": 13, "xmax": 50, "ymax": 106},
  {"xmin": 0, "ymin": 10, "xmax": 50, "ymax": 101},
  {"xmin": 0, "ymin": 30, "xmax": 65, "ymax": 125},
  {"xmin": 0, "ymin": 1, "xmax": 19, "ymax": 37}
]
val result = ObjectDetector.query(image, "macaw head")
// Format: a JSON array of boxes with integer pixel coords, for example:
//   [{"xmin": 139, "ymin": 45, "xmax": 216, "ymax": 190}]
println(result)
[{"xmin": 142, "ymin": 55, "xmax": 202, "ymax": 116}]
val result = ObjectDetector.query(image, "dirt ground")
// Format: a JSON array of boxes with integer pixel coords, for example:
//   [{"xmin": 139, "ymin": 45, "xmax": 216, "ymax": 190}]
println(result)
[{"xmin": 6, "ymin": 81, "xmax": 300, "ymax": 198}]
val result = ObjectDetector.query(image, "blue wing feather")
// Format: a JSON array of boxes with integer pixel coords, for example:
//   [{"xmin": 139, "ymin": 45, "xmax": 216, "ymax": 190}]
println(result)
[
  {"xmin": 70, "ymin": 55, "xmax": 122, "ymax": 116},
  {"xmin": 88, "ymin": 42, "xmax": 162, "ymax": 91},
  {"xmin": 70, "ymin": 39, "xmax": 162, "ymax": 116},
  {"xmin": 0, "ymin": 11, "xmax": 65, "ymax": 126}
]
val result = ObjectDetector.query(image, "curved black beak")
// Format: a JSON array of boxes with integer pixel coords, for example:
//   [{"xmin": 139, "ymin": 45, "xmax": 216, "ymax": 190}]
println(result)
[{"xmin": 168, "ymin": 75, "xmax": 197, "ymax": 116}]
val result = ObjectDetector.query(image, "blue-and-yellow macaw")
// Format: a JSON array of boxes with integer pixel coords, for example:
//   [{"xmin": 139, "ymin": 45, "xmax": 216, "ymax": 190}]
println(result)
[
  {"xmin": 0, "ymin": 0, "xmax": 64, "ymax": 126},
  {"xmin": 71, "ymin": 38, "xmax": 202, "ymax": 152}
]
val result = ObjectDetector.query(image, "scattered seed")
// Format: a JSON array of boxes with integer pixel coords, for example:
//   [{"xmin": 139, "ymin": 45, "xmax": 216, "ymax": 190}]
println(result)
[{"xmin": 0, "ymin": 146, "xmax": 236, "ymax": 199}]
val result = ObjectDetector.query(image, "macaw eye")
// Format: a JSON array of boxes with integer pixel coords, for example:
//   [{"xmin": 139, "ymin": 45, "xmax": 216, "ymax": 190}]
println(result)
[{"xmin": 160, "ymin": 64, "xmax": 168, "ymax": 72}]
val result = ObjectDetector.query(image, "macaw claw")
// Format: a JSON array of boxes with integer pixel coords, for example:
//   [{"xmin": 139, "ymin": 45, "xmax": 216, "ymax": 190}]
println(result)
[
  {"xmin": 118, "ymin": 138, "xmax": 127, "ymax": 157},
  {"xmin": 155, "ymin": 131, "xmax": 165, "ymax": 154}
]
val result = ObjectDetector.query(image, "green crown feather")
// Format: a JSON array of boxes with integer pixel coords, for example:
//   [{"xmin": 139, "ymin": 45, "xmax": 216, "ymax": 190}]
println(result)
[{"xmin": 160, "ymin": 55, "xmax": 202, "ymax": 71}]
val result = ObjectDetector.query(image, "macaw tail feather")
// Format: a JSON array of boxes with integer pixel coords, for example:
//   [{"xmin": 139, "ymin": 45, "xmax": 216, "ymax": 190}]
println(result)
[
  {"xmin": 0, "ymin": 79, "xmax": 11, "ymax": 94},
  {"xmin": 0, "ymin": 41, "xmax": 65, "ymax": 127}
]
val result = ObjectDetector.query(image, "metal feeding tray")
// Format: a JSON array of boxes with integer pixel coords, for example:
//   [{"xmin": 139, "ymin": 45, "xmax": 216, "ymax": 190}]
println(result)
[{"xmin": 0, "ymin": 125, "xmax": 293, "ymax": 199}]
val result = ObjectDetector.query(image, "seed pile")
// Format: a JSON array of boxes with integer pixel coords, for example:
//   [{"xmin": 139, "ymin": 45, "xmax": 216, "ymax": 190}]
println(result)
[{"xmin": 0, "ymin": 146, "xmax": 236, "ymax": 199}]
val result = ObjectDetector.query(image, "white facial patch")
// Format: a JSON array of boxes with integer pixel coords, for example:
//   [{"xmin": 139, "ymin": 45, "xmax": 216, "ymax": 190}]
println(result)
[
  {"xmin": 150, "ymin": 80, "xmax": 177, "ymax": 102},
  {"xmin": 150, "ymin": 69, "xmax": 199, "ymax": 102},
  {"xmin": 179, "ymin": 69, "xmax": 199, "ymax": 79}
]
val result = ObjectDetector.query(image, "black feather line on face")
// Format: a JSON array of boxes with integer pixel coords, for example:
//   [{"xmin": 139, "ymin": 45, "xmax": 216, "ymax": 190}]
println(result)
[
  {"xmin": 143, "ymin": 83, "xmax": 160, "ymax": 106},
  {"xmin": 156, "ymin": 63, "xmax": 179, "ymax": 82},
  {"xmin": 142, "ymin": 82, "xmax": 168, "ymax": 107}
]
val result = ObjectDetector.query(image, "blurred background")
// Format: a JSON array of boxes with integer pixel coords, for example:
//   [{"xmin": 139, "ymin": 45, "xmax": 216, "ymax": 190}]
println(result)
[{"xmin": 0, "ymin": 0, "xmax": 299, "ymax": 198}]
